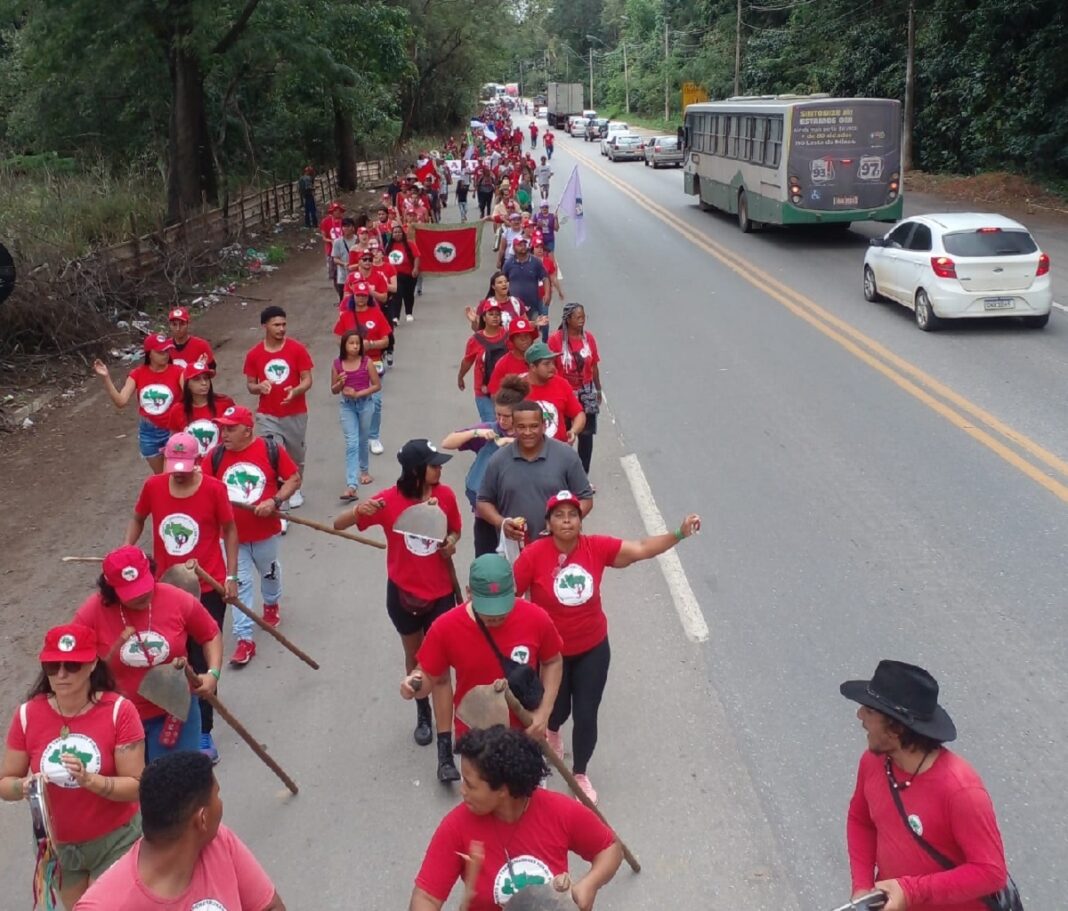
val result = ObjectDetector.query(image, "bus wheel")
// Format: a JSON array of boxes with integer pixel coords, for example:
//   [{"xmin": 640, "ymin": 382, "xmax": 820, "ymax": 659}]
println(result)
[{"xmin": 737, "ymin": 190, "xmax": 753, "ymax": 233}]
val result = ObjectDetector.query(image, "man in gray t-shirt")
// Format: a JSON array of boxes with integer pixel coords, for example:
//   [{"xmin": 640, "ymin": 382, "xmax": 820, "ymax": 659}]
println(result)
[
  {"xmin": 534, "ymin": 157, "xmax": 553, "ymax": 200},
  {"xmin": 476, "ymin": 401, "xmax": 593, "ymax": 554}
]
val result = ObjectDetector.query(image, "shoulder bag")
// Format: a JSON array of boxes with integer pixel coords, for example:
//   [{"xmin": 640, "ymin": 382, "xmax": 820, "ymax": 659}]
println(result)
[{"xmin": 473, "ymin": 611, "xmax": 544, "ymax": 712}]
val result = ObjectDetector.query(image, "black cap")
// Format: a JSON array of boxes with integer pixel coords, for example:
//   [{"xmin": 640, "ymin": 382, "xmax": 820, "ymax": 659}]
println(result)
[{"xmin": 397, "ymin": 438, "xmax": 452, "ymax": 469}]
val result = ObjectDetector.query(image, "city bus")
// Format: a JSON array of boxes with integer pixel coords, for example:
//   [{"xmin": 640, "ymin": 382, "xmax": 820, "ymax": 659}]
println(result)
[{"xmin": 681, "ymin": 95, "xmax": 903, "ymax": 232}]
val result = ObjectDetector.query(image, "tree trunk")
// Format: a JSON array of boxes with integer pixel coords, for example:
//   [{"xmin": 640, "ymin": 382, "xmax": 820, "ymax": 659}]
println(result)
[
  {"xmin": 167, "ymin": 44, "xmax": 219, "ymax": 223},
  {"xmin": 903, "ymin": 0, "xmax": 916, "ymax": 171},
  {"xmin": 333, "ymin": 97, "xmax": 357, "ymax": 191}
]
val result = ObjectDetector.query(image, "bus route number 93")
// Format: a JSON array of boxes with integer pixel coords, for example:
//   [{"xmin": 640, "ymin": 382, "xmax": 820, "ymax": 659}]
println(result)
[
  {"xmin": 810, "ymin": 158, "xmax": 835, "ymax": 183},
  {"xmin": 857, "ymin": 156, "xmax": 884, "ymax": 181}
]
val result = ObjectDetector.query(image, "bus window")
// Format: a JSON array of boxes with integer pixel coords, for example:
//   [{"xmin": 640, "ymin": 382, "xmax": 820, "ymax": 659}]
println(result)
[
  {"xmin": 726, "ymin": 116, "xmax": 736, "ymax": 158},
  {"xmin": 768, "ymin": 117, "xmax": 783, "ymax": 167}
]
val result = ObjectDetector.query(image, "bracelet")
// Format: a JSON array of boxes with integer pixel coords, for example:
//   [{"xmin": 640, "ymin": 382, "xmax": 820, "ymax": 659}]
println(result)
[
  {"xmin": 674, "ymin": 528, "xmax": 685, "ymax": 541},
  {"xmin": 208, "ymin": 668, "xmax": 221, "ymax": 680}
]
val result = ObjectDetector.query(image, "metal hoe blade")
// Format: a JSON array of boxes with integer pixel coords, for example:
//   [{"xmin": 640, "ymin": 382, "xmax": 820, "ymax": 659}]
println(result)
[
  {"xmin": 504, "ymin": 874, "xmax": 573, "ymax": 911},
  {"xmin": 456, "ymin": 683, "xmax": 510, "ymax": 730},
  {"xmin": 393, "ymin": 502, "xmax": 448, "ymax": 543},
  {"xmin": 160, "ymin": 562, "xmax": 202, "ymax": 598},
  {"xmin": 137, "ymin": 662, "xmax": 191, "ymax": 721}
]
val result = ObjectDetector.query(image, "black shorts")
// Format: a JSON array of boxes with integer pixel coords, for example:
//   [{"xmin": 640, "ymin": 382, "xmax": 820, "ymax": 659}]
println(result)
[{"xmin": 386, "ymin": 579, "xmax": 456, "ymax": 636}]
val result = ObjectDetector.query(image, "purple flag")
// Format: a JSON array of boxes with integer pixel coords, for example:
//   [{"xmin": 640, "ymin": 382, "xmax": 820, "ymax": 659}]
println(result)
[{"xmin": 557, "ymin": 166, "xmax": 586, "ymax": 246}]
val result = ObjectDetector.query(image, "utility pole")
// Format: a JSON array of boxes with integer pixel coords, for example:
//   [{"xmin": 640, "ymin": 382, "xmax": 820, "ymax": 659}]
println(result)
[
  {"xmin": 623, "ymin": 41, "xmax": 630, "ymax": 114},
  {"xmin": 589, "ymin": 47, "xmax": 594, "ymax": 110},
  {"xmin": 519, "ymin": 59, "xmax": 524, "ymax": 100},
  {"xmin": 903, "ymin": 0, "xmax": 916, "ymax": 170},
  {"xmin": 663, "ymin": 20, "xmax": 669, "ymax": 121},
  {"xmin": 734, "ymin": 0, "xmax": 743, "ymax": 96}
]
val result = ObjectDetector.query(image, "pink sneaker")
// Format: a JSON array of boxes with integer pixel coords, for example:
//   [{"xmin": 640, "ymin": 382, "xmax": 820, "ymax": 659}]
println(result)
[
  {"xmin": 573, "ymin": 773, "xmax": 597, "ymax": 805},
  {"xmin": 545, "ymin": 729, "xmax": 564, "ymax": 758}
]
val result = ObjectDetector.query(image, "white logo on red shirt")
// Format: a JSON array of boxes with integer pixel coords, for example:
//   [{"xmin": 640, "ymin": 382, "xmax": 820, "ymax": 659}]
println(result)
[
  {"xmin": 263, "ymin": 358, "xmax": 291, "ymax": 385},
  {"xmin": 185, "ymin": 419, "xmax": 220, "ymax": 455},
  {"xmin": 388, "ymin": 249, "xmax": 405, "ymax": 266},
  {"xmin": 159, "ymin": 512, "xmax": 201, "ymax": 557},
  {"xmin": 510, "ymin": 645, "xmax": 531, "ymax": 664},
  {"xmin": 139, "ymin": 384, "xmax": 174, "ymax": 416},
  {"xmin": 41, "ymin": 733, "xmax": 102, "ymax": 789},
  {"xmin": 553, "ymin": 564, "xmax": 595, "ymax": 607},
  {"xmin": 536, "ymin": 400, "xmax": 559, "ymax": 439},
  {"xmin": 493, "ymin": 855, "xmax": 552, "ymax": 904},
  {"xmin": 191, "ymin": 901, "xmax": 227, "ymax": 911},
  {"xmin": 402, "ymin": 533, "xmax": 440, "ymax": 557},
  {"xmin": 119, "ymin": 631, "xmax": 171, "ymax": 668},
  {"xmin": 221, "ymin": 462, "xmax": 267, "ymax": 505}
]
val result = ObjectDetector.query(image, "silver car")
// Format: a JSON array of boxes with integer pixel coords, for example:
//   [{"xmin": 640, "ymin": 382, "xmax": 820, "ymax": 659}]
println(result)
[
  {"xmin": 642, "ymin": 135, "xmax": 683, "ymax": 168},
  {"xmin": 607, "ymin": 134, "xmax": 643, "ymax": 162}
]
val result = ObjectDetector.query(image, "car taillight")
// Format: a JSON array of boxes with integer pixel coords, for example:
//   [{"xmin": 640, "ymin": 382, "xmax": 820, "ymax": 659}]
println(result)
[
  {"xmin": 1037, "ymin": 252, "xmax": 1051, "ymax": 276},
  {"xmin": 930, "ymin": 256, "xmax": 957, "ymax": 279},
  {"xmin": 654, "ymin": 145, "xmax": 661, "ymax": 152}
]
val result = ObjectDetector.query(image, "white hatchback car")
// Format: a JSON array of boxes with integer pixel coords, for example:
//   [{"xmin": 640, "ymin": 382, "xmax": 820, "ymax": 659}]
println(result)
[
  {"xmin": 599, "ymin": 122, "xmax": 630, "ymax": 155},
  {"xmin": 864, "ymin": 213, "xmax": 1052, "ymax": 330}
]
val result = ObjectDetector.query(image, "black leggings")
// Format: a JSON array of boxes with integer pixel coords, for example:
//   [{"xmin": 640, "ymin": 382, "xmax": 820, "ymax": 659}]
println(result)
[
  {"xmin": 577, "ymin": 412, "xmax": 597, "ymax": 475},
  {"xmin": 383, "ymin": 295, "xmax": 401, "ymax": 352},
  {"xmin": 548, "ymin": 637, "xmax": 611, "ymax": 774},
  {"xmin": 187, "ymin": 590, "xmax": 227, "ymax": 734},
  {"xmin": 477, "ymin": 190, "xmax": 494, "ymax": 218},
  {"xmin": 397, "ymin": 272, "xmax": 417, "ymax": 317}
]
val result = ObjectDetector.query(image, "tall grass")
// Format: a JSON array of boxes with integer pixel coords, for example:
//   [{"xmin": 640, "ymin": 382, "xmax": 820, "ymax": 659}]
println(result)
[{"xmin": 0, "ymin": 162, "xmax": 165, "ymax": 266}]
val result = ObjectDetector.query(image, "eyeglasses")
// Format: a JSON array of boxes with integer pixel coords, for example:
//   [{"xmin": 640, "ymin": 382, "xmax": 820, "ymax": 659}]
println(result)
[{"xmin": 42, "ymin": 661, "xmax": 86, "ymax": 675}]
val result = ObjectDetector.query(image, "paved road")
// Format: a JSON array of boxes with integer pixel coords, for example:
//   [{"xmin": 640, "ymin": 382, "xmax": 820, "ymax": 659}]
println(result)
[{"xmin": 1, "ymin": 119, "xmax": 1064, "ymax": 910}]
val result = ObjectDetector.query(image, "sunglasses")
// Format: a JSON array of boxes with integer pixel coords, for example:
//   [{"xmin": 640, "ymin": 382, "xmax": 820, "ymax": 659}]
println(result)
[{"xmin": 42, "ymin": 660, "xmax": 87, "ymax": 675}]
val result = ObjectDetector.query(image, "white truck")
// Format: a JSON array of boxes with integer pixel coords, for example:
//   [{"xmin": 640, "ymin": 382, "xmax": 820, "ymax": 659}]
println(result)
[{"xmin": 546, "ymin": 83, "xmax": 585, "ymax": 129}]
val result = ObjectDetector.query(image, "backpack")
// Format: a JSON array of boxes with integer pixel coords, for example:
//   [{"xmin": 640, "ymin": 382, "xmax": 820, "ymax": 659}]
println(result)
[
  {"xmin": 473, "ymin": 332, "xmax": 509, "ymax": 383},
  {"xmin": 211, "ymin": 436, "xmax": 281, "ymax": 479}
]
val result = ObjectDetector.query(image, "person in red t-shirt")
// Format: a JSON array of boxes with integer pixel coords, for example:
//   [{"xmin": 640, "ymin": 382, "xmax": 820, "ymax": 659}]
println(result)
[
  {"xmin": 336, "ymin": 439, "xmax": 462, "ymax": 783},
  {"xmin": 166, "ymin": 307, "xmax": 215, "ymax": 373},
  {"xmin": 386, "ymin": 222, "xmax": 422, "ymax": 321},
  {"xmin": 72, "ymin": 546, "xmax": 221, "ymax": 762},
  {"xmin": 409, "ymin": 725, "xmax": 621, "ymax": 911},
  {"xmin": 319, "ymin": 200, "xmax": 345, "ymax": 280},
  {"xmin": 243, "ymin": 306, "xmax": 313, "ymax": 508},
  {"xmin": 202, "ymin": 405, "xmax": 301, "ymax": 666},
  {"xmin": 548, "ymin": 303, "xmax": 601, "ymax": 475},
  {"xmin": 458, "ymin": 301, "xmax": 508, "ymax": 422},
  {"xmin": 369, "ymin": 242, "xmax": 400, "ymax": 368},
  {"xmin": 513, "ymin": 492, "xmax": 700, "ymax": 803},
  {"xmin": 842, "ymin": 661, "xmax": 1011, "ymax": 911},
  {"xmin": 75, "ymin": 751, "xmax": 285, "ymax": 911},
  {"xmin": 1, "ymin": 623, "xmax": 145, "ymax": 909},
  {"xmin": 401, "ymin": 553, "xmax": 562, "ymax": 744},
  {"xmin": 487, "ymin": 318, "xmax": 539, "ymax": 396},
  {"xmin": 93, "ymin": 333, "xmax": 184, "ymax": 474},
  {"xmin": 125, "ymin": 432, "xmax": 238, "ymax": 763},
  {"xmin": 165, "ymin": 362, "xmax": 235, "ymax": 456},
  {"xmin": 521, "ymin": 341, "xmax": 584, "ymax": 443},
  {"xmin": 345, "ymin": 251, "xmax": 389, "ymax": 308}
]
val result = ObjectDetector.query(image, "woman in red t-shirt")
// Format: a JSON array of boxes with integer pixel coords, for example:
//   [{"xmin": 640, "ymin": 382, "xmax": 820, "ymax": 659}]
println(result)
[
  {"xmin": 547, "ymin": 303, "xmax": 600, "ymax": 475},
  {"xmin": 512, "ymin": 492, "xmax": 701, "ymax": 804},
  {"xmin": 487, "ymin": 318, "xmax": 539, "ymax": 396},
  {"xmin": 0, "ymin": 623, "xmax": 145, "ymax": 908},
  {"xmin": 165, "ymin": 363, "xmax": 235, "ymax": 456},
  {"xmin": 93, "ymin": 334, "xmax": 184, "ymax": 474},
  {"xmin": 334, "ymin": 439, "xmax": 462, "ymax": 782},
  {"xmin": 458, "ymin": 301, "xmax": 508, "ymax": 423},
  {"xmin": 410, "ymin": 726, "xmax": 621, "ymax": 911},
  {"xmin": 465, "ymin": 271, "xmax": 528, "ymax": 332}
]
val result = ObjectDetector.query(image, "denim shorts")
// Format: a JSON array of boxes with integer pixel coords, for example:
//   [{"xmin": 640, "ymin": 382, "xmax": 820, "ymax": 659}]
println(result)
[{"xmin": 138, "ymin": 417, "xmax": 171, "ymax": 458}]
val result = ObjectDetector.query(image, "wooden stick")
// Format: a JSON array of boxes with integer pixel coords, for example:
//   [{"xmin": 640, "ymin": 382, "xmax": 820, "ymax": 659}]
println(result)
[
  {"xmin": 234, "ymin": 503, "xmax": 385, "ymax": 549},
  {"xmin": 499, "ymin": 681, "xmax": 641, "ymax": 873},
  {"xmin": 181, "ymin": 663, "xmax": 299, "ymax": 795},
  {"xmin": 185, "ymin": 561, "xmax": 320, "ymax": 670},
  {"xmin": 61, "ymin": 556, "xmax": 103, "ymax": 563}
]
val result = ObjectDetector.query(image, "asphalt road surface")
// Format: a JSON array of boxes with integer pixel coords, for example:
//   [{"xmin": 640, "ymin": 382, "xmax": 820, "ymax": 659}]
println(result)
[{"xmin": 0, "ymin": 119, "xmax": 1064, "ymax": 910}]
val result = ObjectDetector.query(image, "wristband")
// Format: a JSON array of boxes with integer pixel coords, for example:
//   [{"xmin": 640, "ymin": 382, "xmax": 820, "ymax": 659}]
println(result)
[
  {"xmin": 9, "ymin": 778, "xmax": 23, "ymax": 798},
  {"xmin": 226, "ymin": 575, "xmax": 239, "ymax": 582},
  {"xmin": 208, "ymin": 668, "xmax": 221, "ymax": 680},
  {"xmin": 674, "ymin": 528, "xmax": 685, "ymax": 541}
]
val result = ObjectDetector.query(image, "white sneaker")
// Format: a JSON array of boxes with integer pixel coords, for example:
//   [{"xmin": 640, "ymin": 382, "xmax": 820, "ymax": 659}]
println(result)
[
  {"xmin": 280, "ymin": 517, "xmax": 289, "ymax": 535},
  {"xmin": 405, "ymin": 314, "xmax": 414, "ymax": 322},
  {"xmin": 370, "ymin": 439, "xmax": 384, "ymax": 455},
  {"xmin": 287, "ymin": 490, "xmax": 304, "ymax": 509}
]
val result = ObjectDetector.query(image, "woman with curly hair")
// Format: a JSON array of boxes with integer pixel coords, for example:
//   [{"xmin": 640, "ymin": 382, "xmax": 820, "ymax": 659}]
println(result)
[{"xmin": 408, "ymin": 725, "xmax": 622, "ymax": 911}]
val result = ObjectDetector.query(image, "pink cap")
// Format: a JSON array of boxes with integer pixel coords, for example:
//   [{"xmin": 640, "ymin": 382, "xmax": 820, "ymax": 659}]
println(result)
[
  {"xmin": 163, "ymin": 432, "xmax": 199, "ymax": 473},
  {"xmin": 102, "ymin": 546, "xmax": 155, "ymax": 602}
]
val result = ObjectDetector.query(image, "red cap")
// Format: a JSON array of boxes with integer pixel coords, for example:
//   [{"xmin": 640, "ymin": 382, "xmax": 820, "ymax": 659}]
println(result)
[
  {"xmin": 327, "ymin": 200, "xmax": 345, "ymax": 213},
  {"xmin": 168, "ymin": 307, "xmax": 190, "ymax": 322},
  {"xmin": 215, "ymin": 405, "xmax": 254, "ymax": 427},
  {"xmin": 356, "ymin": 226, "xmax": 369, "ymax": 235},
  {"xmin": 143, "ymin": 333, "xmax": 175, "ymax": 354},
  {"xmin": 478, "ymin": 299, "xmax": 502, "ymax": 315},
  {"xmin": 163, "ymin": 432, "xmax": 199, "ymax": 473},
  {"xmin": 182, "ymin": 361, "xmax": 213, "ymax": 381},
  {"xmin": 545, "ymin": 489, "xmax": 583, "ymax": 517},
  {"xmin": 350, "ymin": 281, "xmax": 371, "ymax": 297},
  {"xmin": 509, "ymin": 318, "xmax": 538, "ymax": 338},
  {"xmin": 102, "ymin": 546, "xmax": 155, "ymax": 602},
  {"xmin": 39, "ymin": 623, "xmax": 99, "ymax": 663},
  {"xmin": 512, "ymin": 236, "xmax": 529, "ymax": 249}
]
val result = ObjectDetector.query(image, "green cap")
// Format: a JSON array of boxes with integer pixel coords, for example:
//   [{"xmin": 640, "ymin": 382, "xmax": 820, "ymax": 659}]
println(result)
[
  {"xmin": 523, "ymin": 341, "xmax": 559, "ymax": 365},
  {"xmin": 469, "ymin": 554, "xmax": 516, "ymax": 616}
]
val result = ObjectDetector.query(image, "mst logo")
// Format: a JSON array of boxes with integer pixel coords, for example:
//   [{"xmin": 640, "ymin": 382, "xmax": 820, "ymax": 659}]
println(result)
[
  {"xmin": 222, "ymin": 462, "xmax": 267, "ymax": 505},
  {"xmin": 433, "ymin": 241, "xmax": 457, "ymax": 264},
  {"xmin": 159, "ymin": 512, "xmax": 200, "ymax": 557}
]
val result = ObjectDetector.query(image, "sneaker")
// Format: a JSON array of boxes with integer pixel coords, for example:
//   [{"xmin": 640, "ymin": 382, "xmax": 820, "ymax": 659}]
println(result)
[
  {"xmin": 262, "ymin": 603, "xmax": 280, "ymax": 628},
  {"xmin": 370, "ymin": 439, "xmax": 384, "ymax": 455},
  {"xmin": 200, "ymin": 732, "xmax": 220, "ymax": 765},
  {"xmin": 288, "ymin": 490, "xmax": 304, "ymax": 509},
  {"xmin": 545, "ymin": 729, "xmax": 564, "ymax": 758},
  {"xmin": 280, "ymin": 517, "xmax": 289, "ymax": 535},
  {"xmin": 384, "ymin": 350, "xmax": 394, "ymax": 368},
  {"xmin": 406, "ymin": 314, "xmax": 414, "ymax": 322},
  {"xmin": 229, "ymin": 639, "xmax": 256, "ymax": 666},
  {"xmin": 573, "ymin": 773, "xmax": 597, "ymax": 804}
]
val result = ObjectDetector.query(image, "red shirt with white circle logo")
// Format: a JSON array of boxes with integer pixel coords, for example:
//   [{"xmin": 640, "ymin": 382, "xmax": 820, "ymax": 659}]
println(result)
[
  {"xmin": 242, "ymin": 338, "xmax": 314, "ymax": 417},
  {"xmin": 526, "ymin": 374, "xmax": 584, "ymax": 442},
  {"xmin": 128, "ymin": 364, "xmax": 184, "ymax": 428},
  {"xmin": 202, "ymin": 436, "xmax": 299, "ymax": 542},
  {"xmin": 512, "ymin": 535, "xmax": 623, "ymax": 655},
  {"xmin": 164, "ymin": 395, "xmax": 236, "ymax": 455}
]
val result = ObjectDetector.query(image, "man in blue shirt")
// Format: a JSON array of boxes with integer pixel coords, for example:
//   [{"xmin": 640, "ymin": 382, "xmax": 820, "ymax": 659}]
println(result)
[{"xmin": 502, "ymin": 237, "xmax": 549, "ymax": 340}]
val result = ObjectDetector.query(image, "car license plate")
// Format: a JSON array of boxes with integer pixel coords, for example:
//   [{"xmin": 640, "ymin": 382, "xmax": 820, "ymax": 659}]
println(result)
[{"xmin": 983, "ymin": 298, "xmax": 1015, "ymax": 310}]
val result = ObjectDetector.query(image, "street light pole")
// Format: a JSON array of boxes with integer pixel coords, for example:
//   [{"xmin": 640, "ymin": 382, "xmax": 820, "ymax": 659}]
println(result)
[
  {"xmin": 623, "ymin": 41, "xmax": 630, "ymax": 114},
  {"xmin": 589, "ymin": 47, "xmax": 594, "ymax": 110}
]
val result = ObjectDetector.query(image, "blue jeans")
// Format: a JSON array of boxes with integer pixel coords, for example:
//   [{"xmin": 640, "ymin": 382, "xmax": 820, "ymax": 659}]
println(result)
[
  {"xmin": 528, "ymin": 300, "xmax": 550, "ymax": 341},
  {"xmin": 339, "ymin": 396, "xmax": 374, "ymax": 485},
  {"xmin": 369, "ymin": 389, "xmax": 383, "ymax": 442},
  {"xmin": 235, "ymin": 537, "xmax": 282, "ymax": 640},
  {"xmin": 138, "ymin": 418, "xmax": 170, "ymax": 458},
  {"xmin": 303, "ymin": 194, "xmax": 318, "ymax": 228},
  {"xmin": 143, "ymin": 697, "xmax": 202, "ymax": 761},
  {"xmin": 475, "ymin": 395, "xmax": 496, "ymax": 422},
  {"xmin": 547, "ymin": 146, "xmax": 554, "ymax": 159}
]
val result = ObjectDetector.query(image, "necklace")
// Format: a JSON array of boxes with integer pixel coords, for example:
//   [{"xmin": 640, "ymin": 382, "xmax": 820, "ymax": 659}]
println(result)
[
  {"xmin": 887, "ymin": 748, "xmax": 935, "ymax": 790},
  {"xmin": 53, "ymin": 696, "xmax": 93, "ymax": 739}
]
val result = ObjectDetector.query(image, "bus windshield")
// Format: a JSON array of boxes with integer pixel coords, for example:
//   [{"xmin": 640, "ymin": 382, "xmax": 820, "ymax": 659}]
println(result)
[{"xmin": 787, "ymin": 100, "xmax": 900, "ymax": 212}]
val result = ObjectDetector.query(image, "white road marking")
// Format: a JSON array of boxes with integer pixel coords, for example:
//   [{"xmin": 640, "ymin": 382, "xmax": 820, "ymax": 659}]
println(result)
[
  {"xmin": 619, "ymin": 453, "xmax": 710, "ymax": 643},
  {"xmin": 1052, "ymin": 301, "xmax": 1066, "ymax": 312}
]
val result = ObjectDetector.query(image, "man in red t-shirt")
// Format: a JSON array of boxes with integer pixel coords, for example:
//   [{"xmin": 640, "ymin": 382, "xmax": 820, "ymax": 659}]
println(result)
[
  {"xmin": 319, "ymin": 200, "xmax": 344, "ymax": 280},
  {"xmin": 125, "ymin": 432, "xmax": 238, "ymax": 761},
  {"xmin": 401, "ymin": 553, "xmax": 562, "ymax": 741},
  {"xmin": 167, "ymin": 307, "xmax": 215, "ymax": 373},
  {"xmin": 523, "ymin": 341, "xmax": 585, "ymax": 443},
  {"xmin": 75, "ymin": 751, "xmax": 285, "ymax": 911},
  {"xmin": 202, "ymin": 406, "xmax": 301, "ymax": 666},
  {"xmin": 243, "ymin": 306, "xmax": 313, "ymax": 509},
  {"xmin": 842, "ymin": 661, "xmax": 1010, "ymax": 911}
]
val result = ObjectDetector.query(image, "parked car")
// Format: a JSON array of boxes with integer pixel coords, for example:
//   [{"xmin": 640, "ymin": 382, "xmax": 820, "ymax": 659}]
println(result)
[
  {"xmin": 585, "ymin": 118, "xmax": 609, "ymax": 142},
  {"xmin": 607, "ymin": 134, "xmax": 643, "ymax": 162},
  {"xmin": 567, "ymin": 115, "xmax": 586, "ymax": 136},
  {"xmin": 642, "ymin": 135, "xmax": 683, "ymax": 168},
  {"xmin": 599, "ymin": 122, "xmax": 631, "ymax": 155},
  {"xmin": 537, "ymin": 105, "xmax": 548, "ymax": 119},
  {"xmin": 863, "ymin": 213, "xmax": 1052, "ymax": 331}
]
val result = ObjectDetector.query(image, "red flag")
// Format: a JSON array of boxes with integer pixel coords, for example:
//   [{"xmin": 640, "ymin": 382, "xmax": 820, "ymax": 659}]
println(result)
[
  {"xmin": 414, "ymin": 223, "xmax": 484, "ymax": 275},
  {"xmin": 415, "ymin": 158, "xmax": 437, "ymax": 184}
]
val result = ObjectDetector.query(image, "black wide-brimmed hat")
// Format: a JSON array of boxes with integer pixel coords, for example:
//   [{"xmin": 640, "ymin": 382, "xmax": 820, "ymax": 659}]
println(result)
[{"xmin": 840, "ymin": 660, "xmax": 957, "ymax": 742}]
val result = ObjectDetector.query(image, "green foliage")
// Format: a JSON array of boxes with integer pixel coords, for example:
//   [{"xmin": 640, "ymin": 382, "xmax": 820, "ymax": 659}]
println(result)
[{"xmin": 265, "ymin": 244, "xmax": 286, "ymax": 265}]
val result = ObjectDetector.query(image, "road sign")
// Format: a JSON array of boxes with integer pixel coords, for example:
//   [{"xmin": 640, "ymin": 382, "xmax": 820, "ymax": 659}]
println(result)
[{"xmin": 681, "ymin": 82, "xmax": 709, "ymax": 109}]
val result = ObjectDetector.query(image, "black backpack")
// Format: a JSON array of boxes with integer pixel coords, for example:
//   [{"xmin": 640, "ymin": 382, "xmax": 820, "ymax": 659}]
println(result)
[
  {"xmin": 211, "ymin": 436, "xmax": 281, "ymax": 480},
  {"xmin": 473, "ymin": 332, "xmax": 508, "ymax": 383}
]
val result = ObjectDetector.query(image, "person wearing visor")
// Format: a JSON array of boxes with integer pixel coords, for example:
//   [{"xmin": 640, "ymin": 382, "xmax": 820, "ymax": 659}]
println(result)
[
  {"xmin": 1, "ymin": 623, "xmax": 145, "ymax": 910},
  {"xmin": 338, "ymin": 440, "xmax": 462, "ymax": 783},
  {"xmin": 72, "ymin": 546, "xmax": 221, "ymax": 761}
]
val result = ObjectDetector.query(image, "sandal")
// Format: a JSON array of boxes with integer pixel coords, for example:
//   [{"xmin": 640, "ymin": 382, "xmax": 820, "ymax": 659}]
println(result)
[
  {"xmin": 339, "ymin": 488, "xmax": 358, "ymax": 502},
  {"xmin": 359, "ymin": 473, "xmax": 374, "ymax": 485}
]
